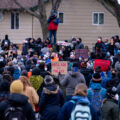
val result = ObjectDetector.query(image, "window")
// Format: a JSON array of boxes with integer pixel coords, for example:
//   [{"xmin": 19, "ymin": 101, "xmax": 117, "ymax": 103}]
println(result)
[
  {"xmin": 0, "ymin": 12, "xmax": 3, "ymax": 21},
  {"xmin": 11, "ymin": 12, "xmax": 19, "ymax": 29},
  {"xmin": 92, "ymin": 12, "xmax": 104, "ymax": 25},
  {"xmin": 58, "ymin": 12, "xmax": 64, "ymax": 23}
]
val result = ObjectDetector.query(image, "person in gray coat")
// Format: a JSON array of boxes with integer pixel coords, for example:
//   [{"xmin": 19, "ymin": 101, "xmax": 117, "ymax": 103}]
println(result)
[
  {"xmin": 59, "ymin": 63, "xmax": 85, "ymax": 101},
  {"xmin": 75, "ymin": 38, "xmax": 84, "ymax": 50}
]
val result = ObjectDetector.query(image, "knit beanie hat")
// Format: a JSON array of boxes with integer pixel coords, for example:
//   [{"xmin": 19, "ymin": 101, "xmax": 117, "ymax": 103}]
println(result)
[
  {"xmin": 92, "ymin": 73, "xmax": 101, "ymax": 83},
  {"xmin": 72, "ymin": 63, "xmax": 79, "ymax": 68},
  {"xmin": 44, "ymin": 75, "xmax": 54, "ymax": 85},
  {"xmin": 32, "ymin": 67, "xmax": 40, "ymax": 75},
  {"xmin": 95, "ymin": 66, "xmax": 101, "ymax": 73},
  {"xmin": 10, "ymin": 80, "xmax": 23, "ymax": 94},
  {"xmin": 107, "ymin": 87, "xmax": 117, "ymax": 98},
  {"xmin": 74, "ymin": 83, "xmax": 88, "ymax": 97}
]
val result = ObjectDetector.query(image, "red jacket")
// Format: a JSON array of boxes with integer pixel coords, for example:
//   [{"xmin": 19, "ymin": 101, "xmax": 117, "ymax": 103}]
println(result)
[{"xmin": 48, "ymin": 20, "xmax": 58, "ymax": 30}]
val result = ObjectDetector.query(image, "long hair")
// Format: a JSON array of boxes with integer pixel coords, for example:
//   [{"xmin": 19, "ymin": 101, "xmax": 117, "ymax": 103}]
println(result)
[{"xmin": 19, "ymin": 76, "xmax": 32, "ymax": 90}]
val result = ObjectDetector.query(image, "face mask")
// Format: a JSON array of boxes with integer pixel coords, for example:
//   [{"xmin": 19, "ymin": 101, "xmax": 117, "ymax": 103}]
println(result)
[
  {"xmin": 45, "ymin": 67, "xmax": 47, "ymax": 71},
  {"xmin": 36, "ymin": 64, "xmax": 39, "ymax": 67},
  {"xmin": 51, "ymin": 56, "xmax": 54, "ymax": 59},
  {"xmin": 74, "ymin": 67, "xmax": 78, "ymax": 72},
  {"xmin": 59, "ymin": 51, "xmax": 63, "ymax": 55}
]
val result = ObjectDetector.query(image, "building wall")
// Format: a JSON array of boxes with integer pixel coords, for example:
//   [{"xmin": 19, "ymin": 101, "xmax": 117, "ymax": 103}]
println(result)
[
  {"xmin": 33, "ymin": 0, "xmax": 120, "ymax": 49},
  {"xmin": 0, "ymin": 0, "xmax": 120, "ymax": 50},
  {"xmin": 0, "ymin": 12, "xmax": 32, "ymax": 43}
]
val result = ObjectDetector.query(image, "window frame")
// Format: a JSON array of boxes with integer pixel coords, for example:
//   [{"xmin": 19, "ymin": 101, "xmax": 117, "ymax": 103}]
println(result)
[
  {"xmin": 92, "ymin": 12, "xmax": 104, "ymax": 26},
  {"xmin": 58, "ymin": 12, "xmax": 64, "ymax": 24},
  {"xmin": 10, "ymin": 12, "xmax": 19, "ymax": 30},
  {"xmin": 0, "ymin": 11, "xmax": 3, "ymax": 22}
]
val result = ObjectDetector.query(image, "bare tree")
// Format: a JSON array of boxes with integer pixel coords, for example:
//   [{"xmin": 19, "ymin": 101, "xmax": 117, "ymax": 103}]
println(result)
[
  {"xmin": 98, "ymin": 0, "xmax": 120, "ymax": 27},
  {"xmin": 14, "ymin": 0, "xmax": 62, "ymax": 40}
]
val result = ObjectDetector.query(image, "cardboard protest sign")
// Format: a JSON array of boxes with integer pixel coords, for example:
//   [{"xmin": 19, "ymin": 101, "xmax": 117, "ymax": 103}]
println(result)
[
  {"xmin": 75, "ymin": 49, "xmax": 88, "ymax": 59},
  {"xmin": 52, "ymin": 61, "xmax": 68, "ymax": 75},
  {"xmin": 94, "ymin": 59, "xmax": 110, "ymax": 72}
]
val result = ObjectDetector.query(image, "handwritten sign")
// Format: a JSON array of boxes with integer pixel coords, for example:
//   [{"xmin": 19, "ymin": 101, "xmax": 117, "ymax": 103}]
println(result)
[
  {"xmin": 52, "ymin": 61, "xmax": 68, "ymax": 75},
  {"xmin": 75, "ymin": 49, "xmax": 88, "ymax": 59},
  {"xmin": 94, "ymin": 59, "xmax": 110, "ymax": 72}
]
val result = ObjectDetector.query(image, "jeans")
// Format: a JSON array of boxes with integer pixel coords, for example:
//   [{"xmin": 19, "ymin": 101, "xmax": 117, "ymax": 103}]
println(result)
[{"xmin": 49, "ymin": 30, "xmax": 57, "ymax": 44}]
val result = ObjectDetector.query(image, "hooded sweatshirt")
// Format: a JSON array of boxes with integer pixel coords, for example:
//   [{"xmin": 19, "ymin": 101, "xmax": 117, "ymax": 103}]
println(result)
[
  {"xmin": 59, "ymin": 71, "xmax": 85, "ymax": 96},
  {"xmin": 57, "ymin": 96, "xmax": 90, "ymax": 120}
]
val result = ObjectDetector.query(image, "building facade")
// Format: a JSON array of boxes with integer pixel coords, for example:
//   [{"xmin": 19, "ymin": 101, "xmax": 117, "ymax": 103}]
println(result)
[{"xmin": 0, "ymin": 0, "xmax": 120, "ymax": 49}]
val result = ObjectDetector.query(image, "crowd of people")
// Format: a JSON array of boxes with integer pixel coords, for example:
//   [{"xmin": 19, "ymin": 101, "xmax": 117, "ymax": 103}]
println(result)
[{"xmin": 0, "ymin": 34, "xmax": 120, "ymax": 120}]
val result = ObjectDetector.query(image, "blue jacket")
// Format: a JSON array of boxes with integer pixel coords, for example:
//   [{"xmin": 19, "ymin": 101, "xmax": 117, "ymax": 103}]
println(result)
[
  {"xmin": 39, "ymin": 84, "xmax": 64, "ymax": 120},
  {"xmin": 90, "ymin": 71, "xmax": 112, "ymax": 88},
  {"xmin": 88, "ymin": 83, "xmax": 106, "ymax": 120},
  {"xmin": 88, "ymin": 83, "xmax": 106, "ymax": 101},
  {"xmin": 13, "ymin": 69, "xmax": 21, "ymax": 79},
  {"xmin": 57, "ymin": 96, "xmax": 91, "ymax": 120},
  {"xmin": 48, "ymin": 17, "xmax": 59, "ymax": 25}
]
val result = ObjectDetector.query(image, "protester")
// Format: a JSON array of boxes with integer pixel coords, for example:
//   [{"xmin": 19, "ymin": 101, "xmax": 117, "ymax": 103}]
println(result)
[
  {"xmin": 101, "ymin": 87, "xmax": 119, "ymax": 120},
  {"xmin": 75, "ymin": 38, "xmax": 84, "ymax": 50},
  {"xmin": 59, "ymin": 63, "xmax": 85, "ymax": 101},
  {"xmin": 19, "ymin": 76, "xmax": 39, "ymax": 111},
  {"xmin": 39, "ymin": 75, "xmax": 64, "ymax": 120},
  {"xmin": 48, "ymin": 12, "xmax": 59, "ymax": 44},
  {"xmin": 88, "ymin": 73, "xmax": 106, "ymax": 120},
  {"xmin": 0, "ymin": 34, "xmax": 120, "ymax": 120},
  {"xmin": 80, "ymin": 61, "xmax": 93, "ymax": 87},
  {"xmin": 57, "ymin": 83, "xmax": 92, "ymax": 120},
  {"xmin": 29, "ymin": 67, "xmax": 44, "ymax": 97},
  {"xmin": 0, "ymin": 80, "xmax": 10, "ymax": 102},
  {"xmin": 0, "ymin": 80, "xmax": 35, "ymax": 120},
  {"xmin": 1, "ymin": 34, "xmax": 11, "ymax": 51}
]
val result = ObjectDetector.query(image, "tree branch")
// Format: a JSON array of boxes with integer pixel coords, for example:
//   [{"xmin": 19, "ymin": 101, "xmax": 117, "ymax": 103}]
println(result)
[
  {"xmin": 13, "ymin": 0, "xmax": 39, "ymax": 18},
  {"xmin": 98, "ymin": 0, "xmax": 116, "ymax": 17},
  {"xmin": 51, "ymin": 0, "xmax": 62, "ymax": 13},
  {"xmin": 113, "ymin": 0, "xmax": 120, "ymax": 27}
]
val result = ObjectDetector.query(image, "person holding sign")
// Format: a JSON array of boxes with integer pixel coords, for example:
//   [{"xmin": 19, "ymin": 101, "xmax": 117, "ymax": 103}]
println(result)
[
  {"xmin": 90, "ymin": 66, "xmax": 112, "ymax": 88},
  {"xmin": 59, "ymin": 63, "xmax": 85, "ymax": 102}
]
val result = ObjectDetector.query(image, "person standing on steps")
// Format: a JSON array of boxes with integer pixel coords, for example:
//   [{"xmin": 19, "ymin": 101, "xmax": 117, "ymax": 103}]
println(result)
[{"xmin": 48, "ymin": 12, "xmax": 59, "ymax": 45}]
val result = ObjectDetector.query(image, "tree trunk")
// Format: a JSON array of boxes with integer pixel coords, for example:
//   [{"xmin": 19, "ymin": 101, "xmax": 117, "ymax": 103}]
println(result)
[
  {"xmin": 38, "ymin": 0, "xmax": 48, "ymax": 40},
  {"xmin": 38, "ymin": 17, "xmax": 48, "ymax": 40}
]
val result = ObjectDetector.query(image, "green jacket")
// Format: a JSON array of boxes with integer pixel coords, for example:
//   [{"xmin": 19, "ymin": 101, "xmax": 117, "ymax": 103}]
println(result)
[
  {"xmin": 29, "ymin": 75, "xmax": 43, "ymax": 92},
  {"xmin": 101, "ymin": 99, "xmax": 119, "ymax": 120}
]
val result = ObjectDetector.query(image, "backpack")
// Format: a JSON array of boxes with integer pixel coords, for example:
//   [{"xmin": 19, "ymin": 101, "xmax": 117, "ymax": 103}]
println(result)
[
  {"xmin": 4, "ymin": 104, "xmax": 25, "ymax": 120},
  {"xmin": 69, "ymin": 100, "xmax": 91, "ymax": 120},
  {"xmin": 90, "ymin": 88, "xmax": 103, "ymax": 116}
]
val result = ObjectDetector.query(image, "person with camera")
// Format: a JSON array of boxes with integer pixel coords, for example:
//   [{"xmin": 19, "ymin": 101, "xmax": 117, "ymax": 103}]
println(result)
[{"xmin": 48, "ymin": 12, "xmax": 59, "ymax": 45}]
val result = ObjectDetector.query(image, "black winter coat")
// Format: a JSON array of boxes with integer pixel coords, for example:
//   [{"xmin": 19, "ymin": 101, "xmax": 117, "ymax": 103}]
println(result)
[
  {"xmin": 39, "ymin": 85, "xmax": 64, "ymax": 120},
  {"xmin": 0, "ymin": 93, "xmax": 35, "ymax": 120},
  {"xmin": 80, "ymin": 68, "xmax": 93, "ymax": 87}
]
